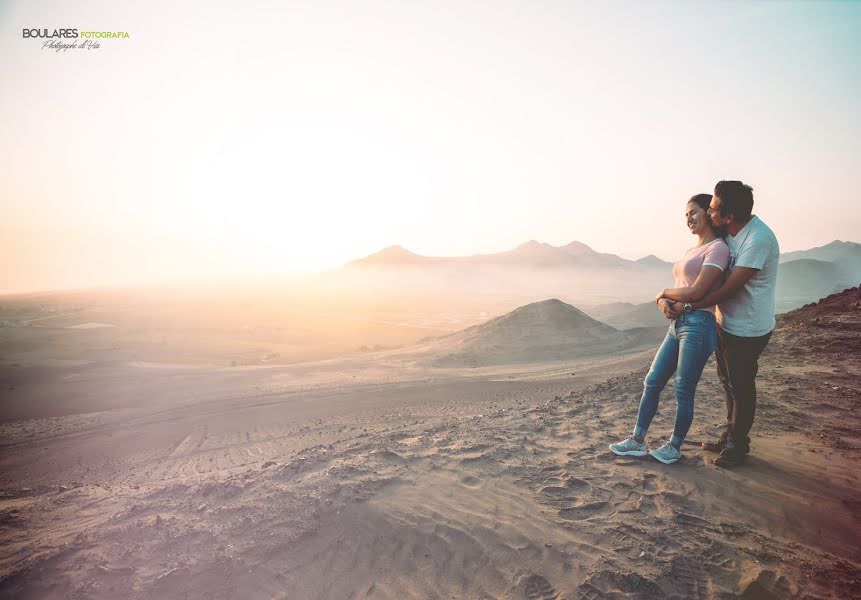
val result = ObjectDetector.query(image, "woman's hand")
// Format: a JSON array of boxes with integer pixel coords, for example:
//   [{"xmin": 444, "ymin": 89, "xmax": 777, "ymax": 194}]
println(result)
[
  {"xmin": 658, "ymin": 298, "xmax": 680, "ymax": 320},
  {"xmin": 655, "ymin": 289, "xmax": 668, "ymax": 303}
]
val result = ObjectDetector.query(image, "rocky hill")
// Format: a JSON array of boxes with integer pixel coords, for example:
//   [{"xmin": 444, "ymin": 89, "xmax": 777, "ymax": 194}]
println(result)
[
  {"xmin": 773, "ymin": 285, "xmax": 861, "ymax": 360},
  {"xmin": 416, "ymin": 298, "xmax": 632, "ymax": 367}
]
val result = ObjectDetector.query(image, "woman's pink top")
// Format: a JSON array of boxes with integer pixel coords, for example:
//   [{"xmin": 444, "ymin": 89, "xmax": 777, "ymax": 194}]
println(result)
[{"xmin": 672, "ymin": 238, "xmax": 730, "ymax": 313}]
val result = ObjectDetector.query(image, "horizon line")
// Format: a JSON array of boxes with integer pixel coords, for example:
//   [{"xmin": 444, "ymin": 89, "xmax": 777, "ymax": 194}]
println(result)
[{"xmin": 1, "ymin": 237, "xmax": 856, "ymax": 298}]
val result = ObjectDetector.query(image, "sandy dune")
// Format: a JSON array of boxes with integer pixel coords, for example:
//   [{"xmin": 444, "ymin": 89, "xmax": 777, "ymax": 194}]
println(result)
[
  {"xmin": 1, "ymin": 289, "xmax": 860, "ymax": 598},
  {"xmin": 396, "ymin": 299, "xmax": 642, "ymax": 368}
]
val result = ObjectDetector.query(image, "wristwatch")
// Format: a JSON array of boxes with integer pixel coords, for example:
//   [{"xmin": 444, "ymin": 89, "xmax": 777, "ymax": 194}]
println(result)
[{"xmin": 683, "ymin": 302, "xmax": 693, "ymax": 314}]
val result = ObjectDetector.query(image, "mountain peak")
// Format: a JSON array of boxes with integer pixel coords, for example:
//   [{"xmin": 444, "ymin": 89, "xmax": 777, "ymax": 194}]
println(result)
[
  {"xmin": 350, "ymin": 245, "xmax": 422, "ymax": 266},
  {"xmin": 823, "ymin": 240, "xmax": 859, "ymax": 249},
  {"xmin": 635, "ymin": 254, "xmax": 668, "ymax": 266},
  {"xmin": 515, "ymin": 240, "xmax": 556, "ymax": 251},
  {"xmin": 560, "ymin": 241, "xmax": 595, "ymax": 255},
  {"xmin": 377, "ymin": 245, "xmax": 415, "ymax": 257}
]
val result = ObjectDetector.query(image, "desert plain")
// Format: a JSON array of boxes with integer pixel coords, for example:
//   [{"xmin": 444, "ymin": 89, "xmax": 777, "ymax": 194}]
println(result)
[{"xmin": 0, "ymin": 279, "xmax": 859, "ymax": 599}]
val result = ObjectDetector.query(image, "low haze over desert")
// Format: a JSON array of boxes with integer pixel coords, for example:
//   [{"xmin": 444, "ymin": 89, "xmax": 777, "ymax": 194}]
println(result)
[
  {"xmin": 3, "ymin": 1, "xmax": 861, "ymax": 599},
  {"xmin": 2, "ymin": 240, "xmax": 860, "ymax": 598}
]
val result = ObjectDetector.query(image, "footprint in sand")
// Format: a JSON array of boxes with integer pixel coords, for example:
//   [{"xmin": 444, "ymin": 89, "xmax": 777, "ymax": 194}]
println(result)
[
  {"xmin": 564, "ymin": 476, "xmax": 590, "ymax": 491},
  {"xmin": 519, "ymin": 573, "xmax": 559, "ymax": 600},
  {"xmin": 575, "ymin": 581, "xmax": 612, "ymax": 600},
  {"xmin": 641, "ymin": 472, "xmax": 658, "ymax": 492},
  {"xmin": 576, "ymin": 570, "xmax": 663, "ymax": 599},
  {"xmin": 701, "ymin": 542, "xmax": 736, "ymax": 570},
  {"xmin": 670, "ymin": 556, "xmax": 711, "ymax": 600},
  {"xmin": 541, "ymin": 484, "xmax": 582, "ymax": 500},
  {"xmin": 460, "ymin": 475, "xmax": 481, "ymax": 488},
  {"xmin": 740, "ymin": 569, "xmax": 799, "ymax": 600},
  {"xmin": 607, "ymin": 522, "xmax": 650, "ymax": 549},
  {"xmin": 558, "ymin": 500, "xmax": 609, "ymax": 521},
  {"xmin": 673, "ymin": 511, "xmax": 717, "ymax": 532},
  {"xmin": 369, "ymin": 449, "xmax": 406, "ymax": 463}
]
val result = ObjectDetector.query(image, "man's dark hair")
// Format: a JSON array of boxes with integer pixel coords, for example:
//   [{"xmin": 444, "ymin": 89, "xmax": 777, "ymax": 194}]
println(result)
[
  {"xmin": 714, "ymin": 180, "xmax": 754, "ymax": 221},
  {"xmin": 689, "ymin": 193, "xmax": 712, "ymax": 212}
]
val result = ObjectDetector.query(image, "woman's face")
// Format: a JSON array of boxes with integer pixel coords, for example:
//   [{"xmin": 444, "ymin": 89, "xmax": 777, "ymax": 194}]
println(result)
[{"xmin": 685, "ymin": 201, "xmax": 712, "ymax": 236}]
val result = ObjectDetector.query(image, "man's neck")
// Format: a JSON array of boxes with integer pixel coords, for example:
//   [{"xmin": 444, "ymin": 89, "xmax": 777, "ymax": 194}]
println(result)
[{"xmin": 726, "ymin": 215, "xmax": 753, "ymax": 237}]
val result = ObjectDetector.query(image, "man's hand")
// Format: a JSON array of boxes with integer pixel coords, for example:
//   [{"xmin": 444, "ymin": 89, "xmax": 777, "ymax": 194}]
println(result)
[{"xmin": 657, "ymin": 298, "xmax": 680, "ymax": 320}]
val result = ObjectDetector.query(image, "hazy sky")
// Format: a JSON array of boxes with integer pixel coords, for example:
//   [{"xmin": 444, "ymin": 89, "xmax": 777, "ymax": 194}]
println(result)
[{"xmin": 2, "ymin": 1, "xmax": 860, "ymax": 293}]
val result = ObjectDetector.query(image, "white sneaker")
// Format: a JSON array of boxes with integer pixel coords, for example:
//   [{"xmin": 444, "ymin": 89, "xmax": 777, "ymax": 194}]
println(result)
[
  {"xmin": 649, "ymin": 441, "xmax": 682, "ymax": 464},
  {"xmin": 609, "ymin": 436, "xmax": 647, "ymax": 457}
]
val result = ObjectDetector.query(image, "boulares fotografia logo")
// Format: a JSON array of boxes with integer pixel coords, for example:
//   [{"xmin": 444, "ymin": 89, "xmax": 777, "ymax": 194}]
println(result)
[{"xmin": 22, "ymin": 27, "xmax": 131, "ymax": 52}]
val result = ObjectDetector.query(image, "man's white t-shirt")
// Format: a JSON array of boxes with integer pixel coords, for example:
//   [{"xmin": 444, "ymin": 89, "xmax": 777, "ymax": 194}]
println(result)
[{"xmin": 717, "ymin": 216, "xmax": 779, "ymax": 337}]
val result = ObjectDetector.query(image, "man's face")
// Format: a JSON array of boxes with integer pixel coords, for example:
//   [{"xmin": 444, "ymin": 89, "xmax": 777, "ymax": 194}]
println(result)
[{"xmin": 708, "ymin": 195, "xmax": 732, "ymax": 228}]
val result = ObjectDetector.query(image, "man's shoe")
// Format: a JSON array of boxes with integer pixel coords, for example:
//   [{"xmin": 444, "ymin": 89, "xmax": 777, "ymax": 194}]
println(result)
[
  {"xmin": 609, "ymin": 436, "xmax": 647, "ymax": 457},
  {"xmin": 701, "ymin": 437, "xmax": 726, "ymax": 453},
  {"xmin": 649, "ymin": 441, "xmax": 682, "ymax": 465},
  {"xmin": 702, "ymin": 435, "xmax": 751, "ymax": 455},
  {"xmin": 713, "ymin": 447, "xmax": 745, "ymax": 468}
]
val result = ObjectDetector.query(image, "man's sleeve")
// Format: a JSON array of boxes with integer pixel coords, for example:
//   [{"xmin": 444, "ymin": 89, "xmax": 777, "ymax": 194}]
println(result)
[{"xmin": 734, "ymin": 234, "xmax": 774, "ymax": 270}]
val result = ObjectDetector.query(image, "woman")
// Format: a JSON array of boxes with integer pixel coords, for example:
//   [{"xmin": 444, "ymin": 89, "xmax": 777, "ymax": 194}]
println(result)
[{"xmin": 609, "ymin": 194, "xmax": 729, "ymax": 464}]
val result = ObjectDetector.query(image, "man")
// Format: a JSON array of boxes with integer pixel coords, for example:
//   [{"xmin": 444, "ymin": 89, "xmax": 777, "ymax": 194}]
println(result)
[{"xmin": 659, "ymin": 180, "xmax": 779, "ymax": 467}]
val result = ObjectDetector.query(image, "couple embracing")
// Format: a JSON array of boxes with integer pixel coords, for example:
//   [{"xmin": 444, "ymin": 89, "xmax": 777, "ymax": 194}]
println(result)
[{"xmin": 610, "ymin": 180, "xmax": 779, "ymax": 467}]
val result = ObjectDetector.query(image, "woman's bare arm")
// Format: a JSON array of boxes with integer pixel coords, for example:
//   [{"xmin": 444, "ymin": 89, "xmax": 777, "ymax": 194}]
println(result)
[{"xmin": 656, "ymin": 265, "xmax": 723, "ymax": 303}]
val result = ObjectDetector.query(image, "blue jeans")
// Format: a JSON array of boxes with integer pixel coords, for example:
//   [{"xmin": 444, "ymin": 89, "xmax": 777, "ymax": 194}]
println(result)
[{"xmin": 633, "ymin": 310, "xmax": 717, "ymax": 447}]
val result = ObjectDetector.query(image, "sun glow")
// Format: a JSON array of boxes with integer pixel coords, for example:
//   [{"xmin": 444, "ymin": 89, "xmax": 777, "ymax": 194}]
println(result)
[{"xmin": 1, "ymin": 1, "xmax": 860, "ymax": 293}]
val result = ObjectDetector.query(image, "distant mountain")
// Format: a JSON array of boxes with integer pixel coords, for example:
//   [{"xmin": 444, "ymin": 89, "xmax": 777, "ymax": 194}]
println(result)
[
  {"xmin": 337, "ymin": 240, "xmax": 676, "ymax": 306},
  {"xmin": 350, "ymin": 245, "xmax": 425, "ymax": 266},
  {"xmin": 780, "ymin": 240, "xmax": 860, "ymax": 264},
  {"xmin": 415, "ymin": 298, "xmax": 631, "ymax": 366},
  {"xmin": 780, "ymin": 240, "xmax": 861, "ymax": 286},
  {"xmin": 775, "ymin": 259, "xmax": 846, "ymax": 313},
  {"xmin": 586, "ymin": 301, "xmax": 669, "ymax": 330},
  {"xmin": 635, "ymin": 255, "xmax": 670, "ymax": 268},
  {"xmin": 349, "ymin": 239, "xmax": 861, "ymax": 275},
  {"xmin": 337, "ymin": 239, "xmax": 858, "ymax": 311},
  {"xmin": 580, "ymin": 301, "xmax": 637, "ymax": 322},
  {"xmin": 560, "ymin": 241, "xmax": 595, "ymax": 256},
  {"xmin": 513, "ymin": 240, "xmax": 562, "ymax": 256},
  {"xmin": 579, "ymin": 258, "xmax": 850, "ymax": 323},
  {"xmin": 492, "ymin": 241, "xmax": 583, "ymax": 268},
  {"xmin": 347, "ymin": 240, "xmax": 672, "ymax": 271}
]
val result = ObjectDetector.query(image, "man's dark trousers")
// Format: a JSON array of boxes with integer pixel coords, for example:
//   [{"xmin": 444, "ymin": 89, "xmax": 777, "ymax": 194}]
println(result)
[{"xmin": 715, "ymin": 327, "xmax": 772, "ymax": 452}]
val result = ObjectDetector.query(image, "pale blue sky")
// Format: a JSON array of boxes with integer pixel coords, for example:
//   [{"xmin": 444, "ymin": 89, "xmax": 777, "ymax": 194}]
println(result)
[{"xmin": 1, "ymin": 1, "xmax": 860, "ymax": 292}]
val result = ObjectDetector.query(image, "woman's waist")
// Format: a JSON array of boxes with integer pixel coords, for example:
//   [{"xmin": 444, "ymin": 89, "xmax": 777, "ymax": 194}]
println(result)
[
  {"xmin": 671, "ymin": 277, "xmax": 724, "ymax": 294},
  {"xmin": 674, "ymin": 309, "xmax": 717, "ymax": 324}
]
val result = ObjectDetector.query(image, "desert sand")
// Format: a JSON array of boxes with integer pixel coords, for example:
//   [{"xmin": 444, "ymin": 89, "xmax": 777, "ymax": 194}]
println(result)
[{"xmin": 1, "ymin": 288, "xmax": 860, "ymax": 599}]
